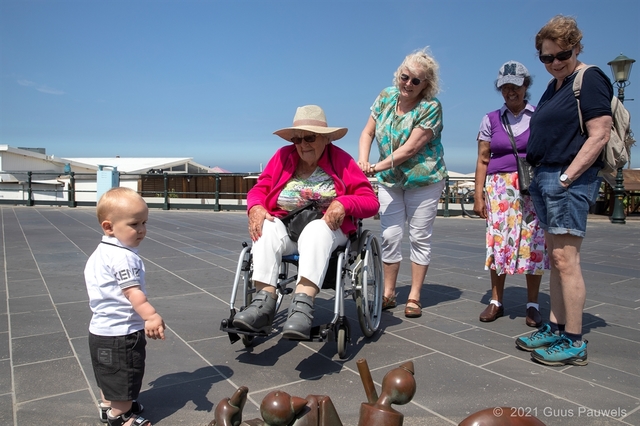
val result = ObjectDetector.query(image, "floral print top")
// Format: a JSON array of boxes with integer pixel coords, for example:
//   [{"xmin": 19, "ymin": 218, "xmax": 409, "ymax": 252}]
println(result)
[
  {"xmin": 277, "ymin": 167, "xmax": 336, "ymax": 211},
  {"xmin": 370, "ymin": 86, "xmax": 447, "ymax": 189}
]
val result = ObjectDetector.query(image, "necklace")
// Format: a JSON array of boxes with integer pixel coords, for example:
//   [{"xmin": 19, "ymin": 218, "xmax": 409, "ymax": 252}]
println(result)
[
  {"xmin": 396, "ymin": 97, "xmax": 418, "ymax": 115},
  {"xmin": 508, "ymin": 103, "xmax": 526, "ymax": 118},
  {"xmin": 296, "ymin": 167, "xmax": 316, "ymax": 180}
]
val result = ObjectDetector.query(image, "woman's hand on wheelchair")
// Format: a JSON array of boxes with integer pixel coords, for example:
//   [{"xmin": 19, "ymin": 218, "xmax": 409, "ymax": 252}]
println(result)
[
  {"xmin": 248, "ymin": 205, "xmax": 274, "ymax": 241},
  {"xmin": 323, "ymin": 201, "xmax": 345, "ymax": 231}
]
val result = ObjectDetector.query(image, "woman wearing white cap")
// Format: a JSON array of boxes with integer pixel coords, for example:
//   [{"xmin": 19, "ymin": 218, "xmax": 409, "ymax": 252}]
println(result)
[
  {"xmin": 357, "ymin": 47, "xmax": 446, "ymax": 318},
  {"xmin": 473, "ymin": 61, "xmax": 548, "ymax": 327},
  {"xmin": 233, "ymin": 105, "xmax": 379, "ymax": 340}
]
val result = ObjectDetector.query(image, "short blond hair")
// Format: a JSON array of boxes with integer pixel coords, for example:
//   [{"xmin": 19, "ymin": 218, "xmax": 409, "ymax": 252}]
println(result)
[
  {"xmin": 393, "ymin": 47, "xmax": 440, "ymax": 101},
  {"xmin": 96, "ymin": 187, "xmax": 144, "ymax": 223},
  {"xmin": 535, "ymin": 15, "xmax": 584, "ymax": 54}
]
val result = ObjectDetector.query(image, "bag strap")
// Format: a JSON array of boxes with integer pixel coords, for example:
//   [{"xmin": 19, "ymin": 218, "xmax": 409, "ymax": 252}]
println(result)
[
  {"xmin": 572, "ymin": 65, "xmax": 596, "ymax": 135},
  {"xmin": 500, "ymin": 110, "xmax": 519, "ymax": 158},
  {"xmin": 279, "ymin": 200, "xmax": 318, "ymax": 225}
]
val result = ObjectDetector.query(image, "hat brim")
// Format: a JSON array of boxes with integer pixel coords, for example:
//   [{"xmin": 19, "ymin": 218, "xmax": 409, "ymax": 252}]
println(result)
[
  {"xmin": 497, "ymin": 76, "xmax": 525, "ymax": 87},
  {"xmin": 273, "ymin": 125, "xmax": 348, "ymax": 142}
]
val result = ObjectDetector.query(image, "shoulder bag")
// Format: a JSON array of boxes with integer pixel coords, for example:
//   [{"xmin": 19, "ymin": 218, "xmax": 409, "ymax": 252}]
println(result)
[
  {"xmin": 279, "ymin": 201, "xmax": 323, "ymax": 242},
  {"xmin": 501, "ymin": 111, "xmax": 532, "ymax": 195}
]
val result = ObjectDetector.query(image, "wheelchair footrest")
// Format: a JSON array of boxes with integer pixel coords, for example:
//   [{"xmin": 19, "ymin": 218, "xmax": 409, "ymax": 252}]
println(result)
[
  {"xmin": 220, "ymin": 318, "xmax": 270, "ymax": 344},
  {"xmin": 282, "ymin": 324, "xmax": 334, "ymax": 342}
]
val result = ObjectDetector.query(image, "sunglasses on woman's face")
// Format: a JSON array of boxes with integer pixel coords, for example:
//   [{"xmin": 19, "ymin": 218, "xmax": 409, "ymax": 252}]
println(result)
[
  {"xmin": 539, "ymin": 49, "xmax": 573, "ymax": 64},
  {"xmin": 291, "ymin": 134, "xmax": 317, "ymax": 144},
  {"xmin": 400, "ymin": 74, "xmax": 423, "ymax": 86}
]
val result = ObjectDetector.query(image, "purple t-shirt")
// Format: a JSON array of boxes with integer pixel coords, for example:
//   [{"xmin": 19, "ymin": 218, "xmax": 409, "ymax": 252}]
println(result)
[{"xmin": 478, "ymin": 103, "xmax": 535, "ymax": 175}]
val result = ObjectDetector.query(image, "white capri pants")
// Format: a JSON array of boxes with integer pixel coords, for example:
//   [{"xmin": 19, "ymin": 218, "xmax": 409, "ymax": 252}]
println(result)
[
  {"xmin": 252, "ymin": 218, "xmax": 348, "ymax": 289},
  {"xmin": 378, "ymin": 180, "xmax": 445, "ymax": 265}
]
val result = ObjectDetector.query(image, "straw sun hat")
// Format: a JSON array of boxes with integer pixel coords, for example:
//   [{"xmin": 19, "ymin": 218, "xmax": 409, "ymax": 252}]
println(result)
[{"xmin": 273, "ymin": 105, "xmax": 348, "ymax": 142}]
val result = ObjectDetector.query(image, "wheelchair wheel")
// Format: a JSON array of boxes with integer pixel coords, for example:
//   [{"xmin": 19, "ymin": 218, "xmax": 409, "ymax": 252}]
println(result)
[
  {"xmin": 337, "ymin": 327, "xmax": 347, "ymax": 359},
  {"xmin": 355, "ymin": 230, "xmax": 383, "ymax": 338},
  {"xmin": 241, "ymin": 334, "xmax": 254, "ymax": 347}
]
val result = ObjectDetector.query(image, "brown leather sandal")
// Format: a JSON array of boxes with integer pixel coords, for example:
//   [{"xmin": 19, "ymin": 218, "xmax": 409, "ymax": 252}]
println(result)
[
  {"xmin": 382, "ymin": 295, "xmax": 397, "ymax": 310},
  {"xmin": 404, "ymin": 299, "xmax": 422, "ymax": 318}
]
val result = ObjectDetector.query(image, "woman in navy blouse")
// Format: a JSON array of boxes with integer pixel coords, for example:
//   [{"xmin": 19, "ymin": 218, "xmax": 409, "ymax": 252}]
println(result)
[{"xmin": 517, "ymin": 15, "xmax": 613, "ymax": 367}]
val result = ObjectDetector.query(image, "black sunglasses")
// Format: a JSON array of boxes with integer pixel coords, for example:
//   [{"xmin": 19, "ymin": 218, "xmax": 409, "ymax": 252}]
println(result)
[
  {"xmin": 400, "ymin": 74, "xmax": 423, "ymax": 86},
  {"xmin": 539, "ymin": 49, "xmax": 573, "ymax": 64},
  {"xmin": 290, "ymin": 134, "xmax": 317, "ymax": 144}
]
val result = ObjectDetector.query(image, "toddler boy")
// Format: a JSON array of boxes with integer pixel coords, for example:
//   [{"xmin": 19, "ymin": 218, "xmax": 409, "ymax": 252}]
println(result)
[{"xmin": 85, "ymin": 187, "xmax": 165, "ymax": 426}]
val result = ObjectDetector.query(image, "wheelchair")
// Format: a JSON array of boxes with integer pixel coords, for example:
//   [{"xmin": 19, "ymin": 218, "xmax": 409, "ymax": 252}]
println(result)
[{"xmin": 220, "ymin": 220, "xmax": 383, "ymax": 359}]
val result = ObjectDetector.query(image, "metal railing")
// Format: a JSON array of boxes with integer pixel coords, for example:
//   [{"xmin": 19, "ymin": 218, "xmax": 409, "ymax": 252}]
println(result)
[{"xmin": 0, "ymin": 171, "xmax": 474, "ymax": 217}]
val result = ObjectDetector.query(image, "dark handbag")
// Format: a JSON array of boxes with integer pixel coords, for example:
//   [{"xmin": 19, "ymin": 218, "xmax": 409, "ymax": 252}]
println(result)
[
  {"xmin": 280, "ymin": 201, "xmax": 323, "ymax": 242},
  {"xmin": 502, "ymin": 112, "xmax": 533, "ymax": 195}
]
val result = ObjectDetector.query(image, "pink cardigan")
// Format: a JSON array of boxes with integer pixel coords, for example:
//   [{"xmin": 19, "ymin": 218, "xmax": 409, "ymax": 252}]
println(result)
[{"xmin": 247, "ymin": 144, "xmax": 380, "ymax": 235}]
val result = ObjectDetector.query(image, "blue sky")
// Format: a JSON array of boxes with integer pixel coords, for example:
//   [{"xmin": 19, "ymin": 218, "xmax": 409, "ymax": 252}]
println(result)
[{"xmin": 1, "ymin": 0, "xmax": 639, "ymax": 173}]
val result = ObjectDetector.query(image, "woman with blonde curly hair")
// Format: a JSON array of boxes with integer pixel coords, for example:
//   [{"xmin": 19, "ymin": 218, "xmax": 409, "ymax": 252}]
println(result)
[{"xmin": 357, "ymin": 48, "xmax": 447, "ymax": 318}]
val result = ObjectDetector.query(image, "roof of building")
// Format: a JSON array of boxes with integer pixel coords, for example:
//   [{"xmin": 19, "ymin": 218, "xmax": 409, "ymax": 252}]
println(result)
[{"xmin": 65, "ymin": 157, "xmax": 209, "ymax": 174}]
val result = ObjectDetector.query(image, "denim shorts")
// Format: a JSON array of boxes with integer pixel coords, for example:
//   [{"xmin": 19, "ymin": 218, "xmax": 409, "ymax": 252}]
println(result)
[
  {"xmin": 89, "ymin": 330, "xmax": 146, "ymax": 401},
  {"xmin": 529, "ymin": 165, "xmax": 600, "ymax": 238}
]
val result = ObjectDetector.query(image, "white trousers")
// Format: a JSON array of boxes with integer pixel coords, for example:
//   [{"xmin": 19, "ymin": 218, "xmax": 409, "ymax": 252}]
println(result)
[
  {"xmin": 252, "ymin": 218, "xmax": 348, "ymax": 289},
  {"xmin": 378, "ymin": 180, "xmax": 445, "ymax": 265}
]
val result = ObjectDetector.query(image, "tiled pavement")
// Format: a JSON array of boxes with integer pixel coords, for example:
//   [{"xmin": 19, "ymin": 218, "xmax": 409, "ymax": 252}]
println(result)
[{"xmin": 1, "ymin": 206, "xmax": 638, "ymax": 426}]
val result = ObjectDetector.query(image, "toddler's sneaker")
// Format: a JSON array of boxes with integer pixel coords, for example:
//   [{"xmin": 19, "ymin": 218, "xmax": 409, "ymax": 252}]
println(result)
[
  {"xmin": 515, "ymin": 323, "xmax": 561, "ymax": 351},
  {"xmin": 100, "ymin": 400, "xmax": 143, "ymax": 423},
  {"xmin": 531, "ymin": 336, "xmax": 588, "ymax": 366}
]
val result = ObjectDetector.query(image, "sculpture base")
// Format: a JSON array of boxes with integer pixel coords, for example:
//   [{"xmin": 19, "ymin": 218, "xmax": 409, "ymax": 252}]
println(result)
[{"xmin": 357, "ymin": 402, "xmax": 403, "ymax": 426}]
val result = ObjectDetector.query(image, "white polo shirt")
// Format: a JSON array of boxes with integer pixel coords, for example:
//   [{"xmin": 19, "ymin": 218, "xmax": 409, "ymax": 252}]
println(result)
[{"xmin": 85, "ymin": 235, "xmax": 146, "ymax": 336}]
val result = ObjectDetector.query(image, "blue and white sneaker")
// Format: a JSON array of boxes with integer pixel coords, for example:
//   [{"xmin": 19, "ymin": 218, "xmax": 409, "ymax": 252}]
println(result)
[
  {"xmin": 531, "ymin": 336, "xmax": 588, "ymax": 366},
  {"xmin": 515, "ymin": 323, "xmax": 561, "ymax": 351}
]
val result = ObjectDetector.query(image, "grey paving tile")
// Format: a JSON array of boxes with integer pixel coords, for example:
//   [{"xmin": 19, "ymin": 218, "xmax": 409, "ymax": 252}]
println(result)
[
  {"xmin": 579, "ymin": 331, "xmax": 640, "ymax": 374},
  {"xmin": 135, "ymin": 375, "xmax": 239, "ymax": 425},
  {"xmin": 585, "ymin": 302, "xmax": 640, "ymax": 330},
  {"xmin": 0, "ymin": 331, "xmax": 8, "ymax": 360},
  {"xmin": 7, "ymin": 278, "xmax": 48, "ymax": 299},
  {"xmin": 58, "ymin": 301, "xmax": 92, "ymax": 339},
  {"xmin": 0, "ymin": 358, "xmax": 11, "ymax": 394},
  {"xmin": 12, "ymin": 331, "xmax": 74, "ymax": 366},
  {"xmin": 41, "ymin": 275, "xmax": 92, "ymax": 304},
  {"xmin": 0, "ymin": 394, "xmax": 13, "ymax": 426},
  {"xmin": 8, "ymin": 294, "xmax": 53, "ymax": 314},
  {"xmin": 394, "ymin": 325, "xmax": 507, "ymax": 366},
  {"xmin": 483, "ymin": 356, "xmax": 639, "ymax": 419},
  {"xmin": 14, "ymin": 357, "xmax": 88, "ymax": 403},
  {"xmin": 168, "ymin": 267, "xmax": 237, "ymax": 291},
  {"xmin": 10, "ymin": 309, "xmax": 64, "ymax": 338},
  {"xmin": 6, "ymin": 269, "xmax": 43, "ymax": 281},
  {"xmin": 152, "ymin": 293, "xmax": 225, "ymax": 343},
  {"xmin": 567, "ymin": 357, "xmax": 640, "ymax": 400},
  {"xmin": 16, "ymin": 390, "xmax": 97, "ymax": 426}
]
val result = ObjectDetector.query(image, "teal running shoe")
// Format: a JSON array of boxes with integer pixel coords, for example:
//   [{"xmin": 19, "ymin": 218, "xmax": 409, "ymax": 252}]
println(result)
[
  {"xmin": 515, "ymin": 323, "xmax": 561, "ymax": 351},
  {"xmin": 531, "ymin": 336, "xmax": 588, "ymax": 366}
]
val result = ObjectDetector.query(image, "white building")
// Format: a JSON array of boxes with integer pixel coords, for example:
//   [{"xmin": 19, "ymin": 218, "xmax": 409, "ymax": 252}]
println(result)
[{"xmin": 0, "ymin": 145, "xmax": 210, "ymax": 204}]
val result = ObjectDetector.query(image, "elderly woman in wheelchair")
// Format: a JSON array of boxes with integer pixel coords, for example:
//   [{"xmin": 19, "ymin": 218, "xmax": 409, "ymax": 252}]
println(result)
[{"xmin": 232, "ymin": 105, "xmax": 380, "ymax": 341}]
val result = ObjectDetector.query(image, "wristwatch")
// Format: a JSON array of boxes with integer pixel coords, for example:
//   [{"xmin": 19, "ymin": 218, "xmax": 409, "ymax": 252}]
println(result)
[
  {"xmin": 370, "ymin": 163, "xmax": 377, "ymax": 172},
  {"xmin": 559, "ymin": 173, "xmax": 573, "ymax": 185}
]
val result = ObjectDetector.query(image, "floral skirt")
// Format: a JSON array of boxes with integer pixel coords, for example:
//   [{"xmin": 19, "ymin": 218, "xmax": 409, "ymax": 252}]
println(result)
[{"xmin": 484, "ymin": 172, "xmax": 549, "ymax": 275}]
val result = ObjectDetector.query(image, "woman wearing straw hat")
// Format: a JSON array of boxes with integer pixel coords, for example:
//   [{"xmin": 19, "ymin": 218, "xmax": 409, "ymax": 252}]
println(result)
[
  {"xmin": 233, "ymin": 105, "xmax": 379, "ymax": 340},
  {"xmin": 357, "ymin": 47, "xmax": 446, "ymax": 318}
]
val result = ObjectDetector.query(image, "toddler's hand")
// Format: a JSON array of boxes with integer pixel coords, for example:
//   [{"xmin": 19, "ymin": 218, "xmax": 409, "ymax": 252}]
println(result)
[{"xmin": 145, "ymin": 313, "xmax": 166, "ymax": 340}]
